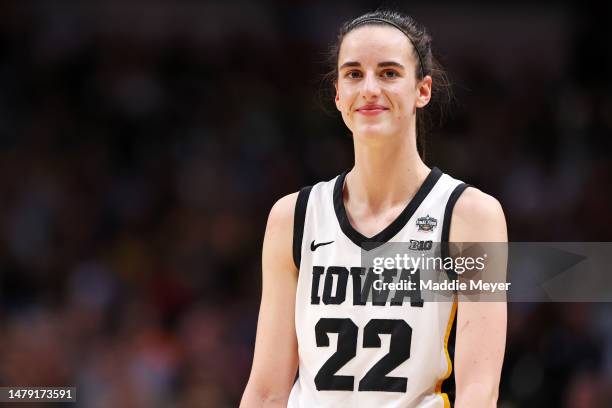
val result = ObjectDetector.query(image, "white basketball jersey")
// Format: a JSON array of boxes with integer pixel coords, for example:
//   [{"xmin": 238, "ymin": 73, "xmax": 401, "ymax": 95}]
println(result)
[{"xmin": 287, "ymin": 167, "xmax": 468, "ymax": 408}]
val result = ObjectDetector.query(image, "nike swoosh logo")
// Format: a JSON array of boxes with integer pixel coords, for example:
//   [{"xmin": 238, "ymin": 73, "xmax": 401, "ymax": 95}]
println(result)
[{"xmin": 311, "ymin": 240, "xmax": 334, "ymax": 251}]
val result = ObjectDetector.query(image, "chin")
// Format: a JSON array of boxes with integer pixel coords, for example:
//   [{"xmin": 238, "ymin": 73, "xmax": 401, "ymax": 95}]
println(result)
[{"xmin": 354, "ymin": 123, "xmax": 392, "ymax": 138}]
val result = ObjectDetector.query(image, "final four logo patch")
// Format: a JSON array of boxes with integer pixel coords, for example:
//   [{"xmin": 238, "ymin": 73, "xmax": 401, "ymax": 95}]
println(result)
[{"xmin": 416, "ymin": 215, "xmax": 438, "ymax": 232}]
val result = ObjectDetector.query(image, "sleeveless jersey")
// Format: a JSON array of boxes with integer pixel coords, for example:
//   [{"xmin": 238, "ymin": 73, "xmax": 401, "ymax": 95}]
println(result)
[{"xmin": 287, "ymin": 167, "xmax": 469, "ymax": 408}]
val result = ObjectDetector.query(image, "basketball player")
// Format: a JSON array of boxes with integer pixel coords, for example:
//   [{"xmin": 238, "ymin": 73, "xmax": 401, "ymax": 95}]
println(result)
[{"xmin": 241, "ymin": 10, "xmax": 507, "ymax": 408}]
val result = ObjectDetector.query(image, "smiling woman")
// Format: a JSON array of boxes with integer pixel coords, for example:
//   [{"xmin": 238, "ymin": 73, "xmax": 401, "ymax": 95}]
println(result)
[{"xmin": 241, "ymin": 9, "xmax": 507, "ymax": 408}]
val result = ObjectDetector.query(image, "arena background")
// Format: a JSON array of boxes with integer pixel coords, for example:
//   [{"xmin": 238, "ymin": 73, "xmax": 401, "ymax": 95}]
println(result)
[{"xmin": 1, "ymin": 1, "xmax": 611, "ymax": 407}]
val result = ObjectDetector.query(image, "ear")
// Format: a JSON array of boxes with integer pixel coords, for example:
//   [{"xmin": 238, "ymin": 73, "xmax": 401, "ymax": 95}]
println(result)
[
  {"xmin": 415, "ymin": 75, "xmax": 432, "ymax": 108},
  {"xmin": 334, "ymin": 81, "xmax": 341, "ymax": 111}
]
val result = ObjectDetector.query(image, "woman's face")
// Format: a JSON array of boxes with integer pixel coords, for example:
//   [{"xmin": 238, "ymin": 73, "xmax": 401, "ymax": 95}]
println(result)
[{"xmin": 335, "ymin": 25, "xmax": 431, "ymax": 140}]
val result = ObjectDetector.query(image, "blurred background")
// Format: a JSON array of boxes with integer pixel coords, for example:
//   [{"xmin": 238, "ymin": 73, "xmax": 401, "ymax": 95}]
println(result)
[{"xmin": 1, "ymin": 1, "xmax": 611, "ymax": 407}]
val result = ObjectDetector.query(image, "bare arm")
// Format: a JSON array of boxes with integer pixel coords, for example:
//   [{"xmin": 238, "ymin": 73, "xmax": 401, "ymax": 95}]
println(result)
[
  {"xmin": 240, "ymin": 193, "xmax": 300, "ymax": 407},
  {"xmin": 450, "ymin": 187, "xmax": 508, "ymax": 408}
]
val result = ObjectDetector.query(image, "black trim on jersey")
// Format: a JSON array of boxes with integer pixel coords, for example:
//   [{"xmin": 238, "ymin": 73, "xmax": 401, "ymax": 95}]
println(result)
[
  {"xmin": 333, "ymin": 167, "xmax": 443, "ymax": 250},
  {"xmin": 441, "ymin": 183, "xmax": 470, "ymax": 244},
  {"xmin": 440, "ymin": 182, "xmax": 469, "ymax": 407},
  {"xmin": 441, "ymin": 183, "xmax": 470, "ymax": 278},
  {"xmin": 293, "ymin": 185, "xmax": 313, "ymax": 270}
]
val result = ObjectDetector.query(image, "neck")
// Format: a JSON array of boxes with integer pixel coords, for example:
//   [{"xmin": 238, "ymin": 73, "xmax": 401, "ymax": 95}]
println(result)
[{"xmin": 346, "ymin": 130, "xmax": 430, "ymax": 212}]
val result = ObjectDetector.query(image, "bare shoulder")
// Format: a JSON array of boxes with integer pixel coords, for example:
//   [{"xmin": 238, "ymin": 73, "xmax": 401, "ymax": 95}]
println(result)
[
  {"xmin": 263, "ymin": 192, "xmax": 300, "ymax": 272},
  {"xmin": 267, "ymin": 192, "xmax": 299, "ymax": 233},
  {"xmin": 453, "ymin": 186, "xmax": 505, "ymax": 223},
  {"xmin": 450, "ymin": 186, "xmax": 507, "ymax": 242}
]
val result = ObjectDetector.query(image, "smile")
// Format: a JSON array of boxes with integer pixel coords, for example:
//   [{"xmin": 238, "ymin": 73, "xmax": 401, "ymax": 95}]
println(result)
[{"xmin": 356, "ymin": 107, "xmax": 388, "ymax": 116}]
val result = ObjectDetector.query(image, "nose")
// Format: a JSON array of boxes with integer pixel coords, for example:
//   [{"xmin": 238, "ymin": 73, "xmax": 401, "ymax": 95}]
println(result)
[{"xmin": 361, "ymin": 71, "xmax": 381, "ymax": 100}]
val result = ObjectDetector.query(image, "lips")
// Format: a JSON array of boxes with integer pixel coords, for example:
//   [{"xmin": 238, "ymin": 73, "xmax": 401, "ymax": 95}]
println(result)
[{"xmin": 356, "ymin": 105, "xmax": 388, "ymax": 115}]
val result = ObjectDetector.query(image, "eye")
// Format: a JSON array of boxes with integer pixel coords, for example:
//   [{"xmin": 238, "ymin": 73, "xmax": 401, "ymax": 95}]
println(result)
[
  {"xmin": 381, "ymin": 70, "xmax": 399, "ymax": 78},
  {"xmin": 345, "ymin": 70, "xmax": 362, "ymax": 79}
]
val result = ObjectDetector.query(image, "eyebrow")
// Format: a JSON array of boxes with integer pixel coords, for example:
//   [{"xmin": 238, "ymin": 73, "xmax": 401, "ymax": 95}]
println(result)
[{"xmin": 338, "ymin": 61, "xmax": 406, "ymax": 70}]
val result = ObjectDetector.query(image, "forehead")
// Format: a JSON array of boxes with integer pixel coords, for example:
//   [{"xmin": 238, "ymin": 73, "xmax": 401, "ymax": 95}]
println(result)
[{"xmin": 338, "ymin": 25, "xmax": 414, "ymax": 67}]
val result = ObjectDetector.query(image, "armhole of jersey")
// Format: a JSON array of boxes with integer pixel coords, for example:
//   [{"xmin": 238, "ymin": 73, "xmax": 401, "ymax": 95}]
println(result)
[
  {"xmin": 293, "ymin": 185, "xmax": 312, "ymax": 271},
  {"xmin": 440, "ymin": 182, "xmax": 469, "ymax": 407},
  {"xmin": 441, "ymin": 182, "xmax": 470, "ymax": 279}
]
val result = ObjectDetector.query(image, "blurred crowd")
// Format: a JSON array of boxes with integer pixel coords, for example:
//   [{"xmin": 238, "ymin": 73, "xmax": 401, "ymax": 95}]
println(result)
[{"xmin": 0, "ymin": 2, "xmax": 611, "ymax": 407}]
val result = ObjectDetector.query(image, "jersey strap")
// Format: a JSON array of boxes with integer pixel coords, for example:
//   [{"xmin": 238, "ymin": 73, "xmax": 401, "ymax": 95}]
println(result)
[
  {"xmin": 293, "ymin": 185, "xmax": 313, "ymax": 269},
  {"xmin": 441, "ymin": 182, "xmax": 470, "ymax": 243},
  {"xmin": 441, "ymin": 182, "xmax": 471, "ymax": 280}
]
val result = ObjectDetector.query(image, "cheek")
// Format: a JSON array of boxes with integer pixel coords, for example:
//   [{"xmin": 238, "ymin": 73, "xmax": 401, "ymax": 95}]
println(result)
[
  {"xmin": 392, "ymin": 91, "xmax": 416, "ymax": 119},
  {"xmin": 338, "ymin": 90, "xmax": 356, "ymax": 116}
]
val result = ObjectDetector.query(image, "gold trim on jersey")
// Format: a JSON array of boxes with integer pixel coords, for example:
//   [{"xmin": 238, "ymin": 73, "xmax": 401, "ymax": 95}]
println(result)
[{"xmin": 435, "ymin": 297, "xmax": 458, "ymax": 408}]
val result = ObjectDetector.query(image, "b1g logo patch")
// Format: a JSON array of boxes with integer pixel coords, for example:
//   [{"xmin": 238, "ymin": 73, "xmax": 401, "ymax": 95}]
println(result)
[
  {"xmin": 409, "ymin": 239, "xmax": 433, "ymax": 250},
  {"xmin": 416, "ymin": 215, "xmax": 437, "ymax": 232}
]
